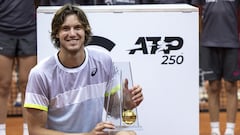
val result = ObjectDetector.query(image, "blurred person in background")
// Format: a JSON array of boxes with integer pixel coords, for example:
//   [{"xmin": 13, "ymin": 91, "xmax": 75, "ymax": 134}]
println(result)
[
  {"xmin": 191, "ymin": 0, "xmax": 240, "ymax": 135},
  {"xmin": 0, "ymin": 1, "xmax": 38, "ymax": 135}
]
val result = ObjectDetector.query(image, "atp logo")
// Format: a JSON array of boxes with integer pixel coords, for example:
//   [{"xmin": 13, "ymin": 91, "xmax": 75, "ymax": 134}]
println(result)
[
  {"xmin": 128, "ymin": 37, "xmax": 183, "ymax": 54},
  {"xmin": 87, "ymin": 36, "xmax": 185, "ymax": 65},
  {"xmin": 128, "ymin": 36, "xmax": 184, "ymax": 65}
]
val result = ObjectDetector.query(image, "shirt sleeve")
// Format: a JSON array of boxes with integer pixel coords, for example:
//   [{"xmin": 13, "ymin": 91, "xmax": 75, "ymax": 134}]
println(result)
[{"xmin": 24, "ymin": 68, "xmax": 49, "ymax": 111}]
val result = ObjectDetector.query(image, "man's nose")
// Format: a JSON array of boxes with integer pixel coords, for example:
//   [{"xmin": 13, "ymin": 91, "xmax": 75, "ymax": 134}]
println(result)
[{"xmin": 69, "ymin": 28, "xmax": 76, "ymax": 36}]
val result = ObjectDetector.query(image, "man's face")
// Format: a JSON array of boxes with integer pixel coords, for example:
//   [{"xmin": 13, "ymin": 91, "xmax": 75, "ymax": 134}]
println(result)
[{"xmin": 57, "ymin": 14, "xmax": 85, "ymax": 54}]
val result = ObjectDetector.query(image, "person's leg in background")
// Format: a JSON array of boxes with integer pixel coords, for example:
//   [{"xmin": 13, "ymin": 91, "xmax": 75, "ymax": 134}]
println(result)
[
  {"xmin": 17, "ymin": 56, "xmax": 37, "ymax": 135},
  {"xmin": 224, "ymin": 81, "xmax": 238, "ymax": 135},
  {"xmin": 200, "ymin": 46, "xmax": 222, "ymax": 135},
  {"xmin": 222, "ymin": 48, "xmax": 240, "ymax": 135},
  {"xmin": 0, "ymin": 33, "xmax": 20, "ymax": 135},
  {"xmin": 0, "ymin": 55, "xmax": 15, "ymax": 135},
  {"xmin": 208, "ymin": 80, "xmax": 222, "ymax": 135}
]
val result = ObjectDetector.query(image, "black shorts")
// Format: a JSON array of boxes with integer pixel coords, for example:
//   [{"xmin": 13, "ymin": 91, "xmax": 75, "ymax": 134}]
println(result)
[
  {"xmin": 0, "ymin": 30, "xmax": 37, "ymax": 57},
  {"xmin": 200, "ymin": 46, "xmax": 240, "ymax": 81}
]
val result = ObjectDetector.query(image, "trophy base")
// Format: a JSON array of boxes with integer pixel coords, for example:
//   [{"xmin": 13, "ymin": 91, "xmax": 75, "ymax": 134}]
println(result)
[{"xmin": 103, "ymin": 125, "xmax": 143, "ymax": 132}]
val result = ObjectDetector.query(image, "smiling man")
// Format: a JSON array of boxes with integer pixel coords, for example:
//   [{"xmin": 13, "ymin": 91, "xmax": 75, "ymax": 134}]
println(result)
[{"xmin": 24, "ymin": 4, "xmax": 143, "ymax": 135}]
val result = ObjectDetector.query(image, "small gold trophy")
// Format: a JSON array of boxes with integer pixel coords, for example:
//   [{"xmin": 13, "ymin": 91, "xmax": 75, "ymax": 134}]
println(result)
[{"xmin": 104, "ymin": 62, "xmax": 142, "ymax": 131}]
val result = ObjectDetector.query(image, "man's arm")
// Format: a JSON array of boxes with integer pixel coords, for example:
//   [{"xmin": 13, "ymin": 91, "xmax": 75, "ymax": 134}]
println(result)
[
  {"xmin": 26, "ymin": 108, "xmax": 67, "ymax": 135},
  {"xmin": 26, "ymin": 108, "xmax": 115, "ymax": 135},
  {"xmin": 26, "ymin": 108, "xmax": 84, "ymax": 135}
]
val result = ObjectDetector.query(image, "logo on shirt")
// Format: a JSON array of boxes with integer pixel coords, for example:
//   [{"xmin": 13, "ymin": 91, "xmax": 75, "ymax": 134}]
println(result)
[{"xmin": 91, "ymin": 68, "xmax": 98, "ymax": 76}]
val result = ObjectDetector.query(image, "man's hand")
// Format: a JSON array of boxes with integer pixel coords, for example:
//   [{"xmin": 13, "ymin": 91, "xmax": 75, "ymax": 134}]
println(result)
[
  {"xmin": 123, "ymin": 79, "xmax": 143, "ymax": 110},
  {"xmin": 90, "ymin": 121, "xmax": 115, "ymax": 135}
]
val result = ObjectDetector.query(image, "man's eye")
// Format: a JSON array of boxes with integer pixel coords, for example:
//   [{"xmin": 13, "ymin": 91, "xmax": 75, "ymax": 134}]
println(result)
[
  {"xmin": 62, "ymin": 27, "xmax": 69, "ymax": 31},
  {"xmin": 75, "ymin": 26, "xmax": 82, "ymax": 30}
]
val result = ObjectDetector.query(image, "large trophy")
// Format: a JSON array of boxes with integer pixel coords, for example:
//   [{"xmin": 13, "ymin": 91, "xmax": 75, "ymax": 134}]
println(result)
[{"xmin": 104, "ymin": 62, "xmax": 142, "ymax": 131}]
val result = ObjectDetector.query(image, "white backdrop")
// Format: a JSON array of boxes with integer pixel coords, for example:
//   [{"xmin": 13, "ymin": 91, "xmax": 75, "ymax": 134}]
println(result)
[{"xmin": 37, "ymin": 4, "xmax": 199, "ymax": 135}]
